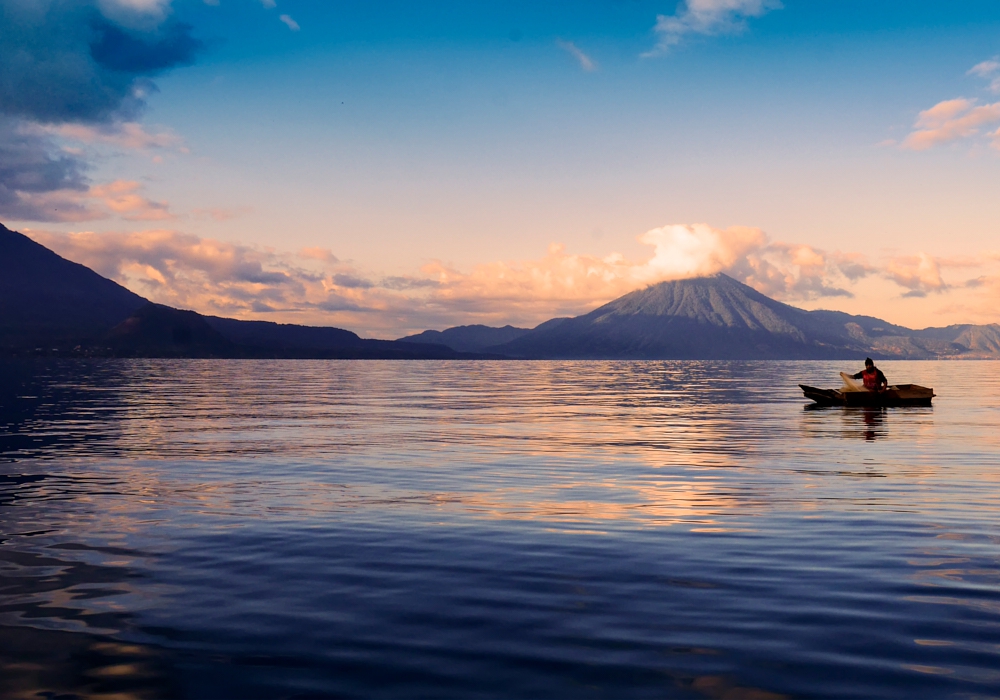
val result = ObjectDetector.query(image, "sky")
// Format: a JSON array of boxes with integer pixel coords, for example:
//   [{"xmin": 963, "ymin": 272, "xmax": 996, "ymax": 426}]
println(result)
[{"xmin": 3, "ymin": 0, "xmax": 1000, "ymax": 337}]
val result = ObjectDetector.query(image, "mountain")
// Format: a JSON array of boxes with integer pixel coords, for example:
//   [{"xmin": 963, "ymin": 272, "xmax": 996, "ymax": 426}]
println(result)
[
  {"xmin": 398, "ymin": 319, "xmax": 573, "ymax": 352},
  {"xmin": 479, "ymin": 274, "xmax": 1000, "ymax": 360},
  {"xmin": 202, "ymin": 316, "xmax": 478, "ymax": 359},
  {"xmin": 912, "ymin": 324, "xmax": 1000, "ymax": 356},
  {"xmin": 399, "ymin": 324, "xmax": 531, "ymax": 352},
  {"xmin": 205, "ymin": 316, "xmax": 363, "ymax": 351},
  {"xmin": 106, "ymin": 303, "xmax": 238, "ymax": 358},
  {"xmin": 0, "ymin": 223, "xmax": 483, "ymax": 359},
  {"xmin": 0, "ymin": 223, "xmax": 146, "ymax": 349},
  {"xmin": 101, "ymin": 307, "xmax": 472, "ymax": 359}
]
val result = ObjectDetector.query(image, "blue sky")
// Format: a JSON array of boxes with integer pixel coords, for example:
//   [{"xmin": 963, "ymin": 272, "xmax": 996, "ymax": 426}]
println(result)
[{"xmin": 4, "ymin": 1, "xmax": 1000, "ymax": 335}]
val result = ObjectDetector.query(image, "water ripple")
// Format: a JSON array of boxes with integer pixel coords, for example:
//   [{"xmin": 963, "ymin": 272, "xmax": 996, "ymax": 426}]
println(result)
[{"xmin": 0, "ymin": 359, "xmax": 998, "ymax": 699}]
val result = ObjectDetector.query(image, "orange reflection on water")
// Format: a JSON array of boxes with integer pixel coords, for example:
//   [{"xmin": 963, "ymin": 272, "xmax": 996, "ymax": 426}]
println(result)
[{"xmin": 436, "ymin": 477, "xmax": 748, "ymax": 530}]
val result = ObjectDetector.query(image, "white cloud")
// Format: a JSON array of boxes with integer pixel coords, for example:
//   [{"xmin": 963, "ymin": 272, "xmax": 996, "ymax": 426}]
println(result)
[
  {"xmin": 97, "ymin": 0, "xmax": 173, "ymax": 28},
  {"xmin": 645, "ymin": 0, "xmax": 782, "ymax": 55},
  {"xmin": 968, "ymin": 58, "xmax": 1000, "ymax": 93},
  {"xmin": 968, "ymin": 58, "xmax": 1000, "ymax": 78},
  {"xmin": 261, "ymin": 0, "xmax": 277, "ymax": 7},
  {"xmin": 279, "ymin": 14, "xmax": 300, "ymax": 31},
  {"xmin": 638, "ymin": 223, "xmax": 762, "ymax": 279},
  {"xmin": 556, "ymin": 40, "xmax": 597, "ymax": 72}
]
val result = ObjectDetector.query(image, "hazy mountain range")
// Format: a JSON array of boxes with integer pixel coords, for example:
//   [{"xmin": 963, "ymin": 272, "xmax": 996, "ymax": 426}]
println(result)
[
  {"xmin": 3, "ymin": 222, "xmax": 999, "ymax": 359},
  {"xmin": 404, "ymin": 274, "xmax": 1000, "ymax": 360}
]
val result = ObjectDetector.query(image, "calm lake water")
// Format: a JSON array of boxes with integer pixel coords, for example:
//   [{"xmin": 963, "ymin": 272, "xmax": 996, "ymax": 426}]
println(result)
[{"xmin": 1, "ymin": 359, "xmax": 998, "ymax": 699}]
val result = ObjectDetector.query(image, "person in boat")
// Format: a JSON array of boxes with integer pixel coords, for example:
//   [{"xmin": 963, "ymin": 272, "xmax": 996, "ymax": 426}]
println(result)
[{"xmin": 853, "ymin": 358, "xmax": 888, "ymax": 392}]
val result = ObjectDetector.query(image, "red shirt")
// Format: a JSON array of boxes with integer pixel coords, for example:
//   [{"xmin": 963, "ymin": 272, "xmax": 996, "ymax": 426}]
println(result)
[{"xmin": 853, "ymin": 367, "xmax": 887, "ymax": 391}]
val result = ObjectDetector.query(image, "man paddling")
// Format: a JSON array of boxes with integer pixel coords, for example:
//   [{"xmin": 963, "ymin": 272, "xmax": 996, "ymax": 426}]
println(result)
[{"xmin": 853, "ymin": 357, "xmax": 888, "ymax": 392}]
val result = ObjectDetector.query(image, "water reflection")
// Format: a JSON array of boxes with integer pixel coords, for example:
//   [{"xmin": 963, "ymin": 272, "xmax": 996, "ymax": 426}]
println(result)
[
  {"xmin": 0, "ymin": 627, "xmax": 177, "ymax": 700},
  {"xmin": 0, "ymin": 360, "xmax": 132, "ymax": 461},
  {"xmin": 0, "ymin": 360, "xmax": 998, "ymax": 699},
  {"xmin": 803, "ymin": 404, "xmax": 895, "ymax": 441},
  {"xmin": 860, "ymin": 406, "xmax": 884, "ymax": 441}
]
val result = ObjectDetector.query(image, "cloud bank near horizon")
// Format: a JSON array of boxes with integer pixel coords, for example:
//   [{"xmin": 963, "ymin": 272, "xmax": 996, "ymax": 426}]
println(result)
[{"xmin": 22, "ymin": 223, "xmax": 996, "ymax": 338}]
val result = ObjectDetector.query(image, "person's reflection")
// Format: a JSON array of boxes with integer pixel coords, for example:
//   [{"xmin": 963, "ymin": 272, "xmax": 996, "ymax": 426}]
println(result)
[{"xmin": 861, "ymin": 406, "xmax": 885, "ymax": 442}]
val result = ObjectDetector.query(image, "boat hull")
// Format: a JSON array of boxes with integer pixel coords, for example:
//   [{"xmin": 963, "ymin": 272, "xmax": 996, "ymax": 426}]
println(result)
[{"xmin": 799, "ymin": 384, "xmax": 934, "ymax": 407}]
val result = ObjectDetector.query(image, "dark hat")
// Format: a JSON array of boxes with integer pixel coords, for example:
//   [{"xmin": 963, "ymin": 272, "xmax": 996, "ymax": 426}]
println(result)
[{"xmin": 864, "ymin": 357, "xmax": 874, "ymax": 366}]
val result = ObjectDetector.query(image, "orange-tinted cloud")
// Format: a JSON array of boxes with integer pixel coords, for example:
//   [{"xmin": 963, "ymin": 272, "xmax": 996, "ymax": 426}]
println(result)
[
  {"xmin": 902, "ymin": 98, "xmax": 1000, "ymax": 151},
  {"xmin": 90, "ymin": 180, "xmax": 174, "ymax": 220},
  {"xmin": 885, "ymin": 253, "xmax": 947, "ymax": 297},
  {"xmin": 7, "ymin": 179, "xmax": 174, "ymax": 223}
]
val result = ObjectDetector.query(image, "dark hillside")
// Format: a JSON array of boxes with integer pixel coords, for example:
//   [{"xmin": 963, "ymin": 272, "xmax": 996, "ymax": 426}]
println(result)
[
  {"xmin": 0, "ymin": 223, "xmax": 146, "ymax": 348},
  {"xmin": 399, "ymin": 324, "xmax": 530, "ymax": 352},
  {"xmin": 206, "ymin": 316, "xmax": 364, "ymax": 351}
]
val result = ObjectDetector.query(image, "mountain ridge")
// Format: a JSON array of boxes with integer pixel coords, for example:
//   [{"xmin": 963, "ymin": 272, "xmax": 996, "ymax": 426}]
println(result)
[
  {"xmin": 412, "ymin": 275, "xmax": 1000, "ymax": 360},
  {"xmin": 0, "ymin": 222, "xmax": 147, "ymax": 349},
  {"xmin": 0, "ymin": 223, "xmax": 489, "ymax": 359}
]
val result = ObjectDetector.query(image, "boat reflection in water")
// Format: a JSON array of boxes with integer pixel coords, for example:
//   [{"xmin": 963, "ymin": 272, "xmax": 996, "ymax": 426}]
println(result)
[
  {"xmin": 803, "ymin": 403, "xmax": 893, "ymax": 441},
  {"xmin": 860, "ymin": 406, "xmax": 885, "ymax": 442}
]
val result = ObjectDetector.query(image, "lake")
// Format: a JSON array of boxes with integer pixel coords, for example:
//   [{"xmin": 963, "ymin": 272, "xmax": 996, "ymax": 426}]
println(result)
[{"xmin": 1, "ymin": 359, "xmax": 998, "ymax": 699}]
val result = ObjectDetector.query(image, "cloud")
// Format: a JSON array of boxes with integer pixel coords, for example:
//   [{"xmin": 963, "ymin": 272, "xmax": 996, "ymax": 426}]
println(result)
[
  {"xmin": 96, "ymin": 0, "xmax": 174, "ymax": 28},
  {"xmin": 0, "ymin": 1, "xmax": 202, "ymax": 125},
  {"xmin": 968, "ymin": 58, "xmax": 1000, "ymax": 78},
  {"xmin": 90, "ymin": 20, "xmax": 201, "ymax": 74},
  {"xmin": 332, "ymin": 273, "xmax": 375, "ymax": 289},
  {"xmin": 0, "ymin": 117, "xmax": 92, "ymax": 222},
  {"xmin": 279, "ymin": 14, "xmax": 300, "ymax": 31},
  {"xmin": 0, "ymin": 155, "xmax": 173, "ymax": 224},
  {"xmin": 89, "ymin": 180, "xmax": 174, "ymax": 220},
  {"xmin": 885, "ymin": 253, "xmax": 947, "ymax": 298},
  {"xmin": 26, "ymin": 228, "xmax": 303, "ymax": 314},
  {"xmin": 0, "ymin": 1, "xmax": 203, "ymax": 221},
  {"xmin": 645, "ymin": 0, "xmax": 782, "ymax": 55},
  {"xmin": 968, "ymin": 57, "xmax": 1000, "ymax": 92},
  {"xmin": 556, "ymin": 40, "xmax": 596, "ymax": 72},
  {"xmin": 901, "ymin": 98, "xmax": 1000, "ymax": 150},
  {"xmin": 298, "ymin": 246, "xmax": 340, "ymax": 263},
  {"xmin": 30, "ymin": 121, "xmax": 186, "ymax": 153},
  {"xmin": 261, "ymin": 0, "xmax": 277, "ymax": 8}
]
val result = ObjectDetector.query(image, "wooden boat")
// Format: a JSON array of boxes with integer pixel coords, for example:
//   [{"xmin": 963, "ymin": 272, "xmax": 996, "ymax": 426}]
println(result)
[{"xmin": 799, "ymin": 372, "xmax": 935, "ymax": 407}]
